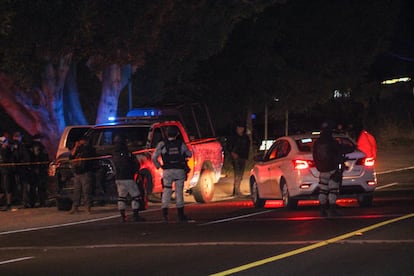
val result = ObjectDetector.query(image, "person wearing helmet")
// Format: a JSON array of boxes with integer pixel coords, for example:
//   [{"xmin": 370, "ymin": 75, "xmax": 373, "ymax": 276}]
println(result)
[
  {"xmin": 313, "ymin": 122, "xmax": 343, "ymax": 217},
  {"xmin": 152, "ymin": 126, "xmax": 192, "ymax": 222},
  {"xmin": 112, "ymin": 134, "xmax": 145, "ymax": 222}
]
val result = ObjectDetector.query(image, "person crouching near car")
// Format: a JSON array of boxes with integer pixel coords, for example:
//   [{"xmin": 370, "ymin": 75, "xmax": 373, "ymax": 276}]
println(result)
[
  {"xmin": 112, "ymin": 134, "xmax": 145, "ymax": 222},
  {"xmin": 152, "ymin": 126, "xmax": 192, "ymax": 223},
  {"xmin": 312, "ymin": 123, "xmax": 343, "ymax": 217}
]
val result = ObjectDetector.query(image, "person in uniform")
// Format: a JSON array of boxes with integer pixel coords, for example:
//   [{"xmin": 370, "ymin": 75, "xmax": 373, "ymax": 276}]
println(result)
[{"xmin": 152, "ymin": 126, "xmax": 192, "ymax": 222}]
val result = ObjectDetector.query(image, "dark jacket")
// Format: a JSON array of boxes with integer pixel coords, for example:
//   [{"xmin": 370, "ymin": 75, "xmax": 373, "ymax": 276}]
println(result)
[
  {"xmin": 313, "ymin": 130, "xmax": 342, "ymax": 172},
  {"xmin": 229, "ymin": 133, "xmax": 250, "ymax": 160},
  {"xmin": 70, "ymin": 142, "xmax": 96, "ymax": 174},
  {"xmin": 112, "ymin": 141, "xmax": 139, "ymax": 180}
]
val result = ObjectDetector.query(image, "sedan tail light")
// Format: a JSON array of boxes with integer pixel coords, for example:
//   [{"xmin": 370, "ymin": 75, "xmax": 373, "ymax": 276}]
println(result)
[
  {"xmin": 293, "ymin": 159, "xmax": 315, "ymax": 170},
  {"xmin": 356, "ymin": 157, "xmax": 375, "ymax": 167}
]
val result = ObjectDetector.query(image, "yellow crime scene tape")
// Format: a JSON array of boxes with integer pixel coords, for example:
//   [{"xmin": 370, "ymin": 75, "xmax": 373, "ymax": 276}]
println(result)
[{"xmin": 0, "ymin": 155, "xmax": 112, "ymax": 167}]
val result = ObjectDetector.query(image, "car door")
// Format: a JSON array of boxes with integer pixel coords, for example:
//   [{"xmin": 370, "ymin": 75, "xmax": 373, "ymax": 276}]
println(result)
[{"xmin": 258, "ymin": 140, "xmax": 287, "ymax": 198}]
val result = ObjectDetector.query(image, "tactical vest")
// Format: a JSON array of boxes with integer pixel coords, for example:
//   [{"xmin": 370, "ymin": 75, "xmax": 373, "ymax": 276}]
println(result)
[{"xmin": 161, "ymin": 140, "xmax": 186, "ymax": 169}]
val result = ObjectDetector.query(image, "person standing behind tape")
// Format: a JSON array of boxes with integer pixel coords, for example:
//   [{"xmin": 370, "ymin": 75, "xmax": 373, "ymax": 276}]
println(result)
[
  {"xmin": 31, "ymin": 136, "xmax": 50, "ymax": 207},
  {"xmin": 0, "ymin": 136, "xmax": 13, "ymax": 211},
  {"xmin": 152, "ymin": 126, "xmax": 192, "ymax": 222},
  {"xmin": 11, "ymin": 132, "xmax": 34, "ymax": 208},
  {"xmin": 112, "ymin": 134, "xmax": 145, "ymax": 222},
  {"xmin": 68, "ymin": 136, "xmax": 96, "ymax": 214}
]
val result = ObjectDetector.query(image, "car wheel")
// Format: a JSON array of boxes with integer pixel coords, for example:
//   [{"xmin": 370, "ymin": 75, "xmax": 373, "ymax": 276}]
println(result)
[
  {"xmin": 357, "ymin": 194, "xmax": 373, "ymax": 207},
  {"xmin": 193, "ymin": 169, "xmax": 215, "ymax": 203},
  {"xmin": 251, "ymin": 178, "xmax": 265, "ymax": 208},
  {"xmin": 281, "ymin": 178, "xmax": 298, "ymax": 209}
]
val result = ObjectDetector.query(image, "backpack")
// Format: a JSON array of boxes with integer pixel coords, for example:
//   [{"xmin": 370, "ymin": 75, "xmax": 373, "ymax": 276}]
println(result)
[
  {"xmin": 112, "ymin": 146, "xmax": 138, "ymax": 180},
  {"xmin": 161, "ymin": 139, "xmax": 186, "ymax": 170},
  {"xmin": 313, "ymin": 139, "xmax": 341, "ymax": 172}
]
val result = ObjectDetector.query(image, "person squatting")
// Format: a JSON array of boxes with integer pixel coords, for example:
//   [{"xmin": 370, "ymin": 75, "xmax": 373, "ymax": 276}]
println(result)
[{"xmin": 152, "ymin": 126, "xmax": 192, "ymax": 223}]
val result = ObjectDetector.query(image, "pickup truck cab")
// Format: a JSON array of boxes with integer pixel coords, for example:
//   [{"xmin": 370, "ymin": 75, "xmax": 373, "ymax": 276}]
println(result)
[{"xmin": 49, "ymin": 105, "xmax": 224, "ymax": 210}]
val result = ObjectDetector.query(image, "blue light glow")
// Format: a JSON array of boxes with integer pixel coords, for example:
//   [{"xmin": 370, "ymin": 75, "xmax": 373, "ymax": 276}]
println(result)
[{"xmin": 127, "ymin": 108, "xmax": 162, "ymax": 117}]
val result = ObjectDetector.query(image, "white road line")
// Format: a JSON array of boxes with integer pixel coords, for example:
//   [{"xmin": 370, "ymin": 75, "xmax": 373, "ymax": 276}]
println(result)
[
  {"xmin": 200, "ymin": 210, "xmax": 274, "ymax": 226},
  {"xmin": 0, "ymin": 215, "xmax": 120, "ymax": 236},
  {"xmin": 0, "ymin": 256, "xmax": 34, "ymax": 265},
  {"xmin": 0, "ymin": 209, "xmax": 159, "ymax": 236},
  {"xmin": 376, "ymin": 182, "xmax": 399, "ymax": 190},
  {"xmin": 1, "ymin": 239, "xmax": 414, "ymax": 251},
  {"xmin": 376, "ymin": 166, "xmax": 414, "ymax": 175}
]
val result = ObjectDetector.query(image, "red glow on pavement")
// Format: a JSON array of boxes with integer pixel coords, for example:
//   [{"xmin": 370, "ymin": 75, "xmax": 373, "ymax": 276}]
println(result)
[{"xmin": 264, "ymin": 200, "xmax": 284, "ymax": 208}]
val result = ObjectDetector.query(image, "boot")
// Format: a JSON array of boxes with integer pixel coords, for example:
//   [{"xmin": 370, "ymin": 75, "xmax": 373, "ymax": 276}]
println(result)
[
  {"xmin": 319, "ymin": 204, "xmax": 328, "ymax": 217},
  {"xmin": 328, "ymin": 204, "xmax": 341, "ymax": 217},
  {"xmin": 177, "ymin": 207, "xmax": 189, "ymax": 223},
  {"xmin": 120, "ymin": 209, "xmax": 127, "ymax": 222},
  {"xmin": 133, "ymin": 209, "xmax": 145, "ymax": 222},
  {"xmin": 162, "ymin": 208, "xmax": 169, "ymax": 222},
  {"xmin": 68, "ymin": 205, "xmax": 78, "ymax": 215}
]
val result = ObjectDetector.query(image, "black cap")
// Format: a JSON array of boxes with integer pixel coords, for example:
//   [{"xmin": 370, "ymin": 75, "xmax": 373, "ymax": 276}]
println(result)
[{"xmin": 236, "ymin": 121, "xmax": 246, "ymax": 128}]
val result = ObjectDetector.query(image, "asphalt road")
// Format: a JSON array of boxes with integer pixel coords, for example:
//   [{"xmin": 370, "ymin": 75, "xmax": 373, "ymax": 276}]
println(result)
[{"xmin": 0, "ymin": 148, "xmax": 413, "ymax": 275}]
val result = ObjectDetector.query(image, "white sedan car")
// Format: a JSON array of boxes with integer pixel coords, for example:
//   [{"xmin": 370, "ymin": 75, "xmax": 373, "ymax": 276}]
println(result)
[{"xmin": 250, "ymin": 133, "xmax": 377, "ymax": 209}]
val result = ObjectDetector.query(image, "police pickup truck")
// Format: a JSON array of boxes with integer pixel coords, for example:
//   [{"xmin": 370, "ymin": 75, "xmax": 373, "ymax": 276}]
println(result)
[{"xmin": 49, "ymin": 104, "xmax": 224, "ymax": 210}]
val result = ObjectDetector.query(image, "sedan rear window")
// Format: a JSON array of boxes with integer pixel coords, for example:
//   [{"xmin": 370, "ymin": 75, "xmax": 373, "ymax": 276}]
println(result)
[{"xmin": 295, "ymin": 136, "xmax": 356, "ymax": 153}]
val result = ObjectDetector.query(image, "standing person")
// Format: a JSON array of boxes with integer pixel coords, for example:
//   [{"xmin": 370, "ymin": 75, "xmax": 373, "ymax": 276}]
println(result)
[
  {"xmin": 31, "ymin": 135, "xmax": 50, "ymax": 207},
  {"xmin": 11, "ymin": 131, "xmax": 34, "ymax": 208},
  {"xmin": 312, "ymin": 124, "xmax": 343, "ymax": 217},
  {"xmin": 68, "ymin": 136, "xmax": 96, "ymax": 214},
  {"xmin": 112, "ymin": 134, "xmax": 145, "ymax": 222},
  {"xmin": 228, "ymin": 121, "xmax": 250, "ymax": 197},
  {"xmin": 357, "ymin": 129, "xmax": 377, "ymax": 161},
  {"xmin": 0, "ymin": 136, "xmax": 13, "ymax": 211},
  {"xmin": 152, "ymin": 126, "xmax": 192, "ymax": 222}
]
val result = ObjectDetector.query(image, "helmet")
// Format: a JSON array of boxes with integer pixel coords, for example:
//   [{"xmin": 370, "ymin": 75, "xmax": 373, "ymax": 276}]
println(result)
[{"xmin": 166, "ymin": 126, "xmax": 179, "ymax": 138}]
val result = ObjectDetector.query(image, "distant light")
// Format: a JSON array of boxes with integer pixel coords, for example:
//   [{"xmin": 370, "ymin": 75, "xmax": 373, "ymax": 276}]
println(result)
[
  {"xmin": 251, "ymin": 113, "xmax": 256, "ymax": 119},
  {"xmin": 108, "ymin": 116, "xmax": 115, "ymax": 121},
  {"xmin": 381, "ymin": 77, "xmax": 411, "ymax": 85},
  {"xmin": 260, "ymin": 139, "xmax": 274, "ymax": 151}
]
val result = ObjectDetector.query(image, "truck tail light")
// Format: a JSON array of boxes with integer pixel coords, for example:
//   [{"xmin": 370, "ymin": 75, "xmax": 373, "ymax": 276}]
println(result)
[{"xmin": 293, "ymin": 159, "xmax": 314, "ymax": 170}]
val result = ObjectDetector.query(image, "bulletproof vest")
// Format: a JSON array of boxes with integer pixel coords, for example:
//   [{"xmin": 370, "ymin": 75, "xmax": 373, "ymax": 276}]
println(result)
[{"xmin": 161, "ymin": 139, "xmax": 186, "ymax": 169}]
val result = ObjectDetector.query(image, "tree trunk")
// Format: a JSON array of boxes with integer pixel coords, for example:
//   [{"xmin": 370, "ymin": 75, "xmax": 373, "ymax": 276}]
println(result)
[
  {"xmin": 64, "ymin": 62, "xmax": 88, "ymax": 125},
  {"xmin": 95, "ymin": 64, "xmax": 132, "ymax": 124},
  {"xmin": 0, "ymin": 54, "xmax": 72, "ymax": 159}
]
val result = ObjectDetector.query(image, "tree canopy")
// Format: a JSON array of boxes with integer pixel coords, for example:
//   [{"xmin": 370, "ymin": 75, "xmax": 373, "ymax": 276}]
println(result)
[
  {"xmin": 0, "ymin": 0, "xmax": 279, "ymax": 157},
  {"xmin": 184, "ymin": 0, "xmax": 401, "ymax": 135}
]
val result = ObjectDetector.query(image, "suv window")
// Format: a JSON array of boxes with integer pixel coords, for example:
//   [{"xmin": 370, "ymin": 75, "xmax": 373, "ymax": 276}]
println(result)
[
  {"xmin": 87, "ymin": 126, "xmax": 150, "ymax": 152},
  {"xmin": 65, "ymin": 127, "xmax": 91, "ymax": 149}
]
